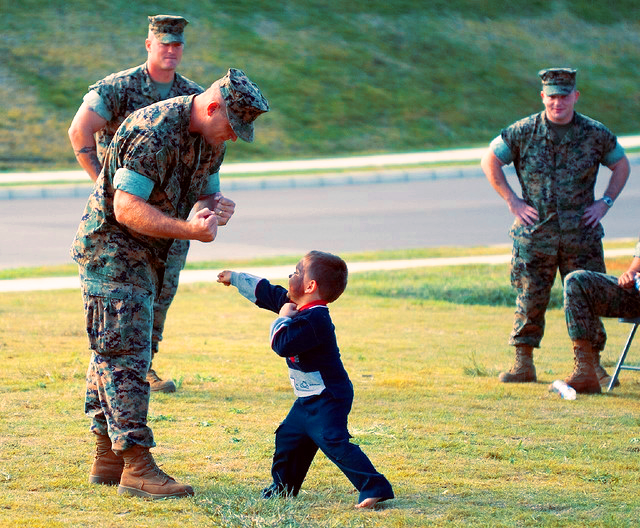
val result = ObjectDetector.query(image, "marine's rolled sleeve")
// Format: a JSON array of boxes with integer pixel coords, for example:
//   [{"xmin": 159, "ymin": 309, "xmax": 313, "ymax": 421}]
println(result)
[
  {"xmin": 83, "ymin": 90, "xmax": 113, "ymax": 121},
  {"xmin": 490, "ymin": 135, "xmax": 514, "ymax": 165},
  {"xmin": 113, "ymin": 168, "xmax": 155, "ymax": 200},
  {"xmin": 603, "ymin": 141, "xmax": 626, "ymax": 167},
  {"xmin": 200, "ymin": 171, "xmax": 221, "ymax": 195}
]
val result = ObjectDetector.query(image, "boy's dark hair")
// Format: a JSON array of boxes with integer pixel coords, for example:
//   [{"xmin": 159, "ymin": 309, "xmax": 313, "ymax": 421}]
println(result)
[{"xmin": 304, "ymin": 250, "xmax": 348, "ymax": 303}]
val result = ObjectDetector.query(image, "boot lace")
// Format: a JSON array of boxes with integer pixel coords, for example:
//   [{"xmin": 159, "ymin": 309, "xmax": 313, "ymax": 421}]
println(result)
[{"xmin": 140, "ymin": 451, "xmax": 172, "ymax": 480}]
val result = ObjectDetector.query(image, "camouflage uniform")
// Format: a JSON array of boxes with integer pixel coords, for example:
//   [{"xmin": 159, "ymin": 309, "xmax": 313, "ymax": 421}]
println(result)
[
  {"xmin": 71, "ymin": 96, "xmax": 225, "ymax": 453},
  {"xmin": 492, "ymin": 110, "xmax": 626, "ymax": 349},
  {"xmin": 82, "ymin": 274, "xmax": 154, "ymax": 449},
  {"xmin": 84, "ymin": 62, "xmax": 210, "ymax": 356},
  {"xmin": 564, "ymin": 239, "xmax": 640, "ymax": 346}
]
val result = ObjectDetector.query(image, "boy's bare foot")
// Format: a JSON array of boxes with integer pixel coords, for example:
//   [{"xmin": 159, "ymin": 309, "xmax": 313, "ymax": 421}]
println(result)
[{"xmin": 355, "ymin": 497, "xmax": 382, "ymax": 509}]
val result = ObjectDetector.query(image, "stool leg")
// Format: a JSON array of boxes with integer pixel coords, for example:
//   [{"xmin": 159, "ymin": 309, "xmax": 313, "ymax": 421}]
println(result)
[{"xmin": 608, "ymin": 323, "xmax": 639, "ymax": 392}]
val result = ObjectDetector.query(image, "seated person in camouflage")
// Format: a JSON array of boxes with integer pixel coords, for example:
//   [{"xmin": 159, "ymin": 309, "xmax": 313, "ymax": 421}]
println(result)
[
  {"xmin": 71, "ymin": 68, "xmax": 269, "ymax": 499},
  {"xmin": 563, "ymin": 238, "xmax": 640, "ymax": 393},
  {"xmin": 68, "ymin": 15, "xmax": 234, "ymax": 392},
  {"xmin": 481, "ymin": 67, "xmax": 630, "ymax": 386}
]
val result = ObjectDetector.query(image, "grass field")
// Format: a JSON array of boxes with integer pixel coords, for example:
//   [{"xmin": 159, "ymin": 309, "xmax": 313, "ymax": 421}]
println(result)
[
  {"xmin": 1, "ymin": 248, "xmax": 640, "ymax": 527},
  {"xmin": 2, "ymin": 1, "xmax": 640, "ymax": 171}
]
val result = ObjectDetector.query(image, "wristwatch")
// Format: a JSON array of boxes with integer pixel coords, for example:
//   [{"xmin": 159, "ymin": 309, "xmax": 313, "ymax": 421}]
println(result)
[{"xmin": 602, "ymin": 195, "xmax": 614, "ymax": 208}]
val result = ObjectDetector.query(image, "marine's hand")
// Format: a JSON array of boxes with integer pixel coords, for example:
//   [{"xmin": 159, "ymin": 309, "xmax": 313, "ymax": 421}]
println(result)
[
  {"xmin": 582, "ymin": 200, "xmax": 609, "ymax": 228},
  {"xmin": 217, "ymin": 270, "xmax": 232, "ymax": 286},
  {"xmin": 190, "ymin": 208, "xmax": 218, "ymax": 242},
  {"xmin": 508, "ymin": 196, "xmax": 539, "ymax": 226},
  {"xmin": 213, "ymin": 194, "xmax": 236, "ymax": 226},
  {"xmin": 279, "ymin": 302, "xmax": 298, "ymax": 318},
  {"xmin": 618, "ymin": 270, "xmax": 637, "ymax": 289}
]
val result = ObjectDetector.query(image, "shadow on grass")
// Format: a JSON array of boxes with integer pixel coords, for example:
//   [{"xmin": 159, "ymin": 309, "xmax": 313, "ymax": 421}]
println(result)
[
  {"xmin": 349, "ymin": 267, "xmax": 566, "ymax": 308},
  {"xmin": 351, "ymin": 283, "xmax": 564, "ymax": 309}
]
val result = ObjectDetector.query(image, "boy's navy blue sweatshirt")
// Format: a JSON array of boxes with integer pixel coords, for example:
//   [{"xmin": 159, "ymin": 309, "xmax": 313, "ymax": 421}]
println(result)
[{"xmin": 230, "ymin": 272, "xmax": 354, "ymax": 401}]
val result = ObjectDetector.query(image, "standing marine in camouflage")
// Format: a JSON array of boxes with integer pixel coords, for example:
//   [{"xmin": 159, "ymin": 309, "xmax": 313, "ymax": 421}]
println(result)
[
  {"xmin": 563, "ymin": 239, "xmax": 640, "ymax": 390},
  {"xmin": 68, "ymin": 15, "xmax": 229, "ymax": 393},
  {"xmin": 71, "ymin": 68, "xmax": 269, "ymax": 498},
  {"xmin": 480, "ymin": 68, "xmax": 630, "ymax": 392}
]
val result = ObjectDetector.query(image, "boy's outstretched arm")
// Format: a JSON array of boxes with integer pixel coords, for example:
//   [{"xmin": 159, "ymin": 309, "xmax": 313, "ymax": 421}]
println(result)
[
  {"xmin": 217, "ymin": 270, "xmax": 290, "ymax": 313},
  {"xmin": 217, "ymin": 270, "xmax": 260, "ymax": 303}
]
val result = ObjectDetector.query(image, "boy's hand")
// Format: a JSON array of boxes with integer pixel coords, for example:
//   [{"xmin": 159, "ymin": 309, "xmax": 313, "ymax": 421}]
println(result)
[
  {"xmin": 217, "ymin": 270, "xmax": 232, "ymax": 286},
  {"xmin": 279, "ymin": 302, "xmax": 298, "ymax": 318}
]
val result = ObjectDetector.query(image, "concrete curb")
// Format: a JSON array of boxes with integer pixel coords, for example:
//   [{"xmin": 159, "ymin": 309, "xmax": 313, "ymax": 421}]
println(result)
[
  {"xmin": 1, "ymin": 139, "xmax": 638, "ymax": 199},
  {"xmin": 0, "ymin": 165, "xmax": 487, "ymax": 200}
]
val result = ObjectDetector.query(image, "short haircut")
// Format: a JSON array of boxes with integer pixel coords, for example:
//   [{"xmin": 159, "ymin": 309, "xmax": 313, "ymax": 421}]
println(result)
[{"xmin": 304, "ymin": 250, "xmax": 348, "ymax": 303}]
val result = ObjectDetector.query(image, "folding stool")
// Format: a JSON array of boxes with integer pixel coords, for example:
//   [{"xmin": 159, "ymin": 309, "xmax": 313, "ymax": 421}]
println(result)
[{"xmin": 608, "ymin": 316, "xmax": 640, "ymax": 392}]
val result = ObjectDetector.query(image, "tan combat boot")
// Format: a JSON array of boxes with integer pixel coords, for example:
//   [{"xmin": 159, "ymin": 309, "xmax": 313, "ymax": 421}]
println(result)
[
  {"xmin": 565, "ymin": 340, "xmax": 601, "ymax": 394},
  {"xmin": 89, "ymin": 433, "xmax": 124, "ymax": 485},
  {"xmin": 117, "ymin": 445, "xmax": 194, "ymax": 499},
  {"xmin": 593, "ymin": 349, "xmax": 620, "ymax": 388},
  {"xmin": 146, "ymin": 367, "xmax": 177, "ymax": 393},
  {"xmin": 498, "ymin": 345, "xmax": 536, "ymax": 383}
]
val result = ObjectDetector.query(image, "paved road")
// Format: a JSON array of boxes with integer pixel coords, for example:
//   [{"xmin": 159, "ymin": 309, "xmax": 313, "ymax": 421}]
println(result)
[
  {"xmin": 1, "ymin": 160, "xmax": 639, "ymax": 270},
  {"xmin": 1, "ymin": 176, "xmax": 433, "ymax": 269}
]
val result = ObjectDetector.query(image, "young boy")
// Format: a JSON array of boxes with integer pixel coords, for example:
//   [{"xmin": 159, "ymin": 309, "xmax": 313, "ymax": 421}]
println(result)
[{"xmin": 217, "ymin": 250, "xmax": 394, "ymax": 509}]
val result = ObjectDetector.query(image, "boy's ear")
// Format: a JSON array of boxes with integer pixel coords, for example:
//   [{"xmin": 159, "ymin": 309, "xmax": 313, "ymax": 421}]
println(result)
[{"xmin": 305, "ymin": 279, "xmax": 318, "ymax": 294}]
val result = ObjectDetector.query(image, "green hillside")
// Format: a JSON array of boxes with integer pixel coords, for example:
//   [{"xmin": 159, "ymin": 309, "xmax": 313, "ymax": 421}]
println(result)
[{"xmin": 1, "ymin": 0, "xmax": 639, "ymax": 171}]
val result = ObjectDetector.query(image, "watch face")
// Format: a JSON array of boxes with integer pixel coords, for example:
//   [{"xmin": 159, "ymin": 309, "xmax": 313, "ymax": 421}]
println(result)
[{"xmin": 603, "ymin": 196, "xmax": 613, "ymax": 207}]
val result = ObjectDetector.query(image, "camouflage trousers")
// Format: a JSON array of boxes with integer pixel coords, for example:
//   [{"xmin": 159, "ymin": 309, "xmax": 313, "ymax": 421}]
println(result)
[
  {"xmin": 509, "ymin": 231, "xmax": 605, "ymax": 348},
  {"xmin": 152, "ymin": 239, "xmax": 189, "ymax": 355},
  {"xmin": 80, "ymin": 271, "xmax": 155, "ymax": 454},
  {"xmin": 564, "ymin": 270, "xmax": 640, "ymax": 348}
]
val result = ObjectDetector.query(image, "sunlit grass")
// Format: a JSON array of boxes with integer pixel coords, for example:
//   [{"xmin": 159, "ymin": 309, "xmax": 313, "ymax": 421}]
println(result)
[{"xmin": 2, "ymin": 251, "xmax": 640, "ymax": 526}]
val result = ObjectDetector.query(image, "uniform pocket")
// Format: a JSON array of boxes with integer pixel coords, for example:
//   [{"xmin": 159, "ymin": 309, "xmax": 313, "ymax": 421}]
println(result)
[{"xmin": 82, "ymin": 277, "xmax": 153, "ymax": 356}]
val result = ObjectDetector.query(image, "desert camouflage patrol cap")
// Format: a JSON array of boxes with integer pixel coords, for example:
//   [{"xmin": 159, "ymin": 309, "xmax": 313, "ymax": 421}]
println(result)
[
  {"xmin": 539, "ymin": 68, "xmax": 577, "ymax": 96},
  {"xmin": 148, "ymin": 15, "xmax": 188, "ymax": 44},
  {"xmin": 219, "ymin": 68, "xmax": 269, "ymax": 143}
]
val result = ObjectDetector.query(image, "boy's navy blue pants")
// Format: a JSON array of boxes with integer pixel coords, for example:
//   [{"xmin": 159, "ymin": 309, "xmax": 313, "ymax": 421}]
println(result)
[{"xmin": 268, "ymin": 392, "xmax": 394, "ymax": 503}]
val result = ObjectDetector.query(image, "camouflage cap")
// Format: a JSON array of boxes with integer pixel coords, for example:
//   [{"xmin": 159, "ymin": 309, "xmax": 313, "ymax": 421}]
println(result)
[
  {"xmin": 148, "ymin": 15, "xmax": 188, "ymax": 44},
  {"xmin": 539, "ymin": 68, "xmax": 577, "ymax": 96},
  {"xmin": 219, "ymin": 68, "xmax": 269, "ymax": 143}
]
